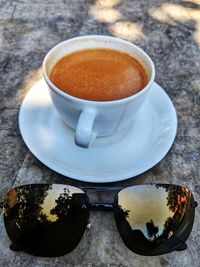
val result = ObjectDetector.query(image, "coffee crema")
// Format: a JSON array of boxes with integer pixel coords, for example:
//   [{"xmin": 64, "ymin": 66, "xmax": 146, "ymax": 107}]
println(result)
[{"xmin": 50, "ymin": 48, "xmax": 148, "ymax": 101}]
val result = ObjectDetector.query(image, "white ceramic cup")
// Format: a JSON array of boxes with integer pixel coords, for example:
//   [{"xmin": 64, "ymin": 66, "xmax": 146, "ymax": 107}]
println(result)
[{"xmin": 42, "ymin": 35, "xmax": 155, "ymax": 148}]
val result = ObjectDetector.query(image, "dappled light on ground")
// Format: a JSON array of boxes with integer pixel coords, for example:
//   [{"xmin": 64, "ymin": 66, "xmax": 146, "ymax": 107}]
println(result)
[
  {"xmin": 89, "ymin": 0, "xmax": 144, "ymax": 42},
  {"xmin": 89, "ymin": 6, "xmax": 122, "ymax": 23},
  {"xmin": 109, "ymin": 22, "xmax": 143, "ymax": 42},
  {"xmin": 183, "ymin": 0, "xmax": 200, "ymax": 4},
  {"xmin": 149, "ymin": 2, "xmax": 200, "ymax": 45},
  {"xmin": 149, "ymin": 3, "xmax": 200, "ymax": 22},
  {"xmin": 90, "ymin": 0, "xmax": 200, "ymax": 45},
  {"xmin": 89, "ymin": 0, "xmax": 122, "ymax": 23},
  {"xmin": 16, "ymin": 67, "xmax": 42, "ymax": 105},
  {"xmin": 96, "ymin": 0, "xmax": 121, "ymax": 7}
]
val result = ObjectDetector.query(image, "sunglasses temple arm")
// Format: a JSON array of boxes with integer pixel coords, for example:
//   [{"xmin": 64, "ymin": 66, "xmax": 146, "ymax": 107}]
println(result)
[
  {"xmin": 167, "ymin": 236, "xmax": 187, "ymax": 251},
  {"xmin": 175, "ymin": 241, "xmax": 187, "ymax": 251}
]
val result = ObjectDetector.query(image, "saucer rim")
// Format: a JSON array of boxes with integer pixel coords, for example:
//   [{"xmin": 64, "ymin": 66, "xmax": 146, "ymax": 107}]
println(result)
[{"xmin": 19, "ymin": 80, "xmax": 177, "ymax": 183}]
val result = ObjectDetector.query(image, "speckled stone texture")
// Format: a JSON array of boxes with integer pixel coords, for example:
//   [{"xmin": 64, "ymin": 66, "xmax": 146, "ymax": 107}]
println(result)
[{"xmin": 0, "ymin": 0, "xmax": 200, "ymax": 266}]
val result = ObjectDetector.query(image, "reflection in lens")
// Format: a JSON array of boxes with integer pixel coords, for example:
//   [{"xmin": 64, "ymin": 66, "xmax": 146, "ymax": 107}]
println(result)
[
  {"xmin": 3, "ymin": 184, "xmax": 90, "ymax": 256},
  {"xmin": 114, "ymin": 184, "xmax": 192, "ymax": 255}
]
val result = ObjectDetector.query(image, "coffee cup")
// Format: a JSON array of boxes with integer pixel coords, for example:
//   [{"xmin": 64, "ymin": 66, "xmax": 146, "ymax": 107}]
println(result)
[{"xmin": 42, "ymin": 35, "xmax": 155, "ymax": 148}]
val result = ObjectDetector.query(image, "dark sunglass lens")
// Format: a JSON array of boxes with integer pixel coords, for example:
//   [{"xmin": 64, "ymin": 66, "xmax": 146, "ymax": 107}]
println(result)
[
  {"xmin": 3, "ymin": 184, "xmax": 90, "ymax": 256},
  {"xmin": 114, "ymin": 184, "xmax": 195, "ymax": 256}
]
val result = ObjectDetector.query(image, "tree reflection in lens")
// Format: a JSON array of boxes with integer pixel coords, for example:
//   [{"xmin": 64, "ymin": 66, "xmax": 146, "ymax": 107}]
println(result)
[
  {"xmin": 4, "ymin": 184, "xmax": 53, "ymax": 230},
  {"xmin": 3, "ymin": 184, "xmax": 90, "ymax": 256},
  {"xmin": 115, "ymin": 184, "xmax": 190, "ymax": 245}
]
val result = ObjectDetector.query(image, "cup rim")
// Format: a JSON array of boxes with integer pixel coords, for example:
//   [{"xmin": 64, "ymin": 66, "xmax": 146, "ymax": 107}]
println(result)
[{"xmin": 42, "ymin": 35, "xmax": 155, "ymax": 105}]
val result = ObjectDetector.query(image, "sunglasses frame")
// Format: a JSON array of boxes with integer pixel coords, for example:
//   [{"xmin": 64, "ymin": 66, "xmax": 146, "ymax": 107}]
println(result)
[{"xmin": 0, "ymin": 183, "xmax": 198, "ymax": 256}]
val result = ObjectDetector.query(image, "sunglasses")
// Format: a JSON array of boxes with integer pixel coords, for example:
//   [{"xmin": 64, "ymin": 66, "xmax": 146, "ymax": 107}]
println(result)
[{"xmin": 1, "ymin": 183, "xmax": 197, "ymax": 257}]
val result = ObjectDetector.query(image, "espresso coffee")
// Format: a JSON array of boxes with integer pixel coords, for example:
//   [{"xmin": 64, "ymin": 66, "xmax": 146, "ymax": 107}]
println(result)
[{"xmin": 50, "ymin": 48, "xmax": 148, "ymax": 101}]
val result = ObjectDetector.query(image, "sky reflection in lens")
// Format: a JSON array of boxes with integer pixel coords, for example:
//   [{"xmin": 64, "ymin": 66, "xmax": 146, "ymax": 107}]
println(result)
[{"xmin": 117, "ymin": 185, "xmax": 189, "ymax": 240}]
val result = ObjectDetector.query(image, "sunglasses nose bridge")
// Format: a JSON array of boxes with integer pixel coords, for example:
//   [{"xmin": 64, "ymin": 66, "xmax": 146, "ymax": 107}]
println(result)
[{"xmin": 90, "ymin": 203, "xmax": 113, "ymax": 211}]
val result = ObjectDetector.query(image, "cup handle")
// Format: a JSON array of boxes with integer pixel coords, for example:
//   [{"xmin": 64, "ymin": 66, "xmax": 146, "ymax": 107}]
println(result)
[{"xmin": 75, "ymin": 109, "xmax": 96, "ymax": 148}]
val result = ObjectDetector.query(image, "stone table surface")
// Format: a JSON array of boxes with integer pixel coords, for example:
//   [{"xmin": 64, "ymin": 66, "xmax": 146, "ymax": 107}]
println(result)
[{"xmin": 0, "ymin": 0, "xmax": 200, "ymax": 266}]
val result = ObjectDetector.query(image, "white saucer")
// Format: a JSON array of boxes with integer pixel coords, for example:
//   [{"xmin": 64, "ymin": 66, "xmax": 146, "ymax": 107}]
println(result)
[{"xmin": 19, "ymin": 79, "xmax": 177, "ymax": 183}]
